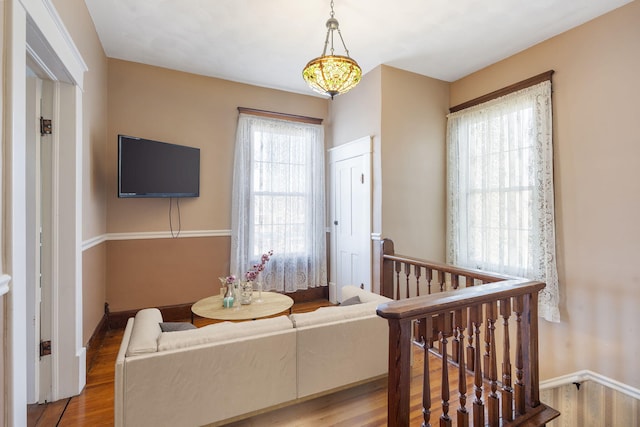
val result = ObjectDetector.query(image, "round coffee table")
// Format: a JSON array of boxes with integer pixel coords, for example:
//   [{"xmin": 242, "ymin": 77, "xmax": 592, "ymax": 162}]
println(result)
[{"xmin": 191, "ymin": 292, "xmax": 294, "ymax": 322}]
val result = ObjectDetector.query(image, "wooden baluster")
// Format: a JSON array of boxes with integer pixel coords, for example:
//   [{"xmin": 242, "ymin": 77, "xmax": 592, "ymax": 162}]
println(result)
[
  {"xmin": 423, "ymin": 316, "xmax": 433, "ymax": 427},
  {"xmin": 379, "ymin": 239, "xmax": 395, "ymax": 299},
  {"xmin": 457, "ymin": 324, "xmax": 469, "ymax": 427},
  {"xmin": 501, "ymin": 298, "xmax": 514, "ymax": 422},
  {"xmin": 439, "ymin": 313, "xmax": 452, "ymax": 427},
  {"xmin": 467, "ymin": 306, "xmax": 476, "ymax": 372},
  {"xmin": 472, "ymin": 305, "xmax": 485, "ymax": 427},
  {"xmin": 438, "ymin": 270, "xmax": 445, "ymax": 292},
  {"xmin": 404, "ymin": 262, "xmax": 411, "ymax": 299},
  {"xmin": 514, "ymin": 295, "xmax": 526, "ymax": 416},
  {"xmin": 487, "ymin": 301, "xmax": 499, "ymax": 427},
  {"xmin": 484, "ymin": 309, "xmax": 490, "ymax": 380},
  {"xmin": 524, "ymin": 292, "xmax": 541, "ymax": 409},
  {"xmin": 426, "ymin": 268, "xmax": 433, "ymax": 294},
  {"xmin": 449, "ymin": 274, "xmax": 460, "ymax": 363},
  {"xmin": 414, "ymin": 265, "xmax": 421, "ymax": 297},
  {"xmin": 394, "ymin": 261, "xmax": 402, "ymax": 300},
  {"xmin": 452, "ymin": 309, "xmax": 464, "ymax": 364}
]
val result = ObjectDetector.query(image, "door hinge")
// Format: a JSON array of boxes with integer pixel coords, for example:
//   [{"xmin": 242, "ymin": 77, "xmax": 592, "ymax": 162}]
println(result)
[
  {"xmin": 361, "ymin": 173, "xmax": 364, "ymax": 184},
  {"xmin": 40, "ymin": 340, "xmax": 52, "ymax": 357},
  {"xmin": 40, "ymin": 117, "xmax": 52, "ymax": 136}
]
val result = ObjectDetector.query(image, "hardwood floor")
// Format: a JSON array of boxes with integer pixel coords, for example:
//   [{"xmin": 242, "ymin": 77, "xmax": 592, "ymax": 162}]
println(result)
[{"xmin": 27, "ymin": 300, "xmax": 456, "ymax": 426}]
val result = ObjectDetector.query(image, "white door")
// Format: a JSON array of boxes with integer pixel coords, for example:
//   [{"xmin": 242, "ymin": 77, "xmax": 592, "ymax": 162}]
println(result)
[
  {"xmin": 39, "ymin": 80, "xmax": 54, "ymax": 403},
  {"xmin": 329, "ymin": 137, "xmax": 372, "ymax": 303},
  {"xmin": 25, "ymin": 75, "xmax": 53, "ymax": 404}
]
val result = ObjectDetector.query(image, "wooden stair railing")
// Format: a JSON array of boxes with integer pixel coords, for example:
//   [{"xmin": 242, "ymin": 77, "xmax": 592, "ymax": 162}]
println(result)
[{"xmin": 376, "ymin": 239, "xmax": 560, "ymax": 426}]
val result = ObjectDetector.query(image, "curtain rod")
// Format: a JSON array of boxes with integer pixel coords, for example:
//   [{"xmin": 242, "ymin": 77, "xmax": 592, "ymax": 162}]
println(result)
[
  {"xmin": 237, "ymin": 107, "xmax": 323, "ymax": 125},
  {"xmin": 449, "ymin": 70, "xmax": 554, "ymax": 113}
]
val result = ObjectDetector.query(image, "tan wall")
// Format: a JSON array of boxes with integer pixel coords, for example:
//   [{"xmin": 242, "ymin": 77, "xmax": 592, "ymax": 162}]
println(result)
[
  {"xmin": 329, "ymin": 65, "xmax": 383, "ymax": 238},
  {"xmin": 107, "ymin": 59, "xmax": 328, "ymax": 233},
  {"xmin": 82, "ymin": 245, "xmax": 106, "ymax": 343},
  {"xmin": 53, "ymin": 0, "xmax": 108, "ymax": 241},
  {"xmin": 328, "ymin": 66, "xmax": 448, "ymax": 291},
  {"xmin": 52, "ymin": 0, "xmax": 109, "ymax": 344},
  {"xmin": 450, "ymin": 1, "xmax": 640, "ymax": 388},
  {"xmin": 106, "ymin": 237, "xmax": 230, "ymax": 312},
  {"xmin": 329, "ymin": 66, "xmax": 383, "ymax": 291},
  {"xmin": 380, "ymin": 66, "xmax": 449, "ymax": 261},
  {"xmin": 106, "ymin": 61, "xmax": 328, "ymax": 310}
]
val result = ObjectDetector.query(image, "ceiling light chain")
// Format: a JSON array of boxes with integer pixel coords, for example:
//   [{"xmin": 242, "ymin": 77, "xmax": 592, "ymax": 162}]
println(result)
[{"xmin": 302, "ymin": 0, "xmax": 362, "ymax": 99}]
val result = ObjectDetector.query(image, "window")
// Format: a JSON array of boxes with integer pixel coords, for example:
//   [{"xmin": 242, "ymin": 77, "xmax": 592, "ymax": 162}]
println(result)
[
  {"xmin": 231, "ymin": 113, "xmax": 327, "ymax": 292},
  {"xmin": 446, "ymin": 80, "xmax": 559, "ymax": 322}
]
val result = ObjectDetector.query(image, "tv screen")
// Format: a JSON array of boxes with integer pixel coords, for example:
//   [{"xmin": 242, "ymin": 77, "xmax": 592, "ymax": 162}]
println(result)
[{"xmin": 118, "ymin": 135, "xmax": 200, "ymax": 198}]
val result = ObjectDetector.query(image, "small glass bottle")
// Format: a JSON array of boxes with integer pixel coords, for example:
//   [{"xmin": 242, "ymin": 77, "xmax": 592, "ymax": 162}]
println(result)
[{"xmin": 222, "ymin": 281, "xmax": 235, "ymax": 308}]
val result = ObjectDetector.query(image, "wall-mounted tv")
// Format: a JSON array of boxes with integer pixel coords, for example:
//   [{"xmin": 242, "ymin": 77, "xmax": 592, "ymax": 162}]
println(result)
[{"xmin": 118, "ymin": 135, "xmax": 200, "ymax": 198}]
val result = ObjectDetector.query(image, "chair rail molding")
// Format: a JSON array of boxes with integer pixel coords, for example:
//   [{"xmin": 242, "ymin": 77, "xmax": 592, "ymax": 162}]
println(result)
[{"xmin": 82, "ymin": 230, "xmax": 233, "ymax": 251}]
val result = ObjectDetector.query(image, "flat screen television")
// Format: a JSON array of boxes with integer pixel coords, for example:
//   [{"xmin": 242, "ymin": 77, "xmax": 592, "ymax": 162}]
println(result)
[{"xmin": 118, "ymin": 135, "xmax": 200, "ymax": 198}]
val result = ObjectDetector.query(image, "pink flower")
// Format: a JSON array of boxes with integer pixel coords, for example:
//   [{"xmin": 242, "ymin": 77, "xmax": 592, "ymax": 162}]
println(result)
[{"xmin": 245, "ymin": 250, "xmax": 273, "ymax": 282}]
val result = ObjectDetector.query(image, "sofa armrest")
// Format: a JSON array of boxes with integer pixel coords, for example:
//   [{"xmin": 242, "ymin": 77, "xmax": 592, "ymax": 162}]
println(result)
[
  {"xmin": 115, "ymin": 317, "xmax": 135, "ymax": 427},
  {"xmin": 120, "ymin": 329, "xmax": 297, "ymax": 426}
]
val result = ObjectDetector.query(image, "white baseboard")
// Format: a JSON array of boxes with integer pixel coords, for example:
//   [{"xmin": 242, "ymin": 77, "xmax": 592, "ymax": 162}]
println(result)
[{"xmin": 540, "ymin": 370, "xmax": 640, "ymax": 400}]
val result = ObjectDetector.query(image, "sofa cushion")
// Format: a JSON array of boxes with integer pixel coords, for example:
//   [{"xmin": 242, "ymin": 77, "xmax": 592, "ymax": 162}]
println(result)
[
  {"xmin": 126, "ymin": 308, "xmax": 163, "ymax": 357},
  {"xmin": 340, "ymin": 295, "xmax": 361, "ymax": 306},
  {"xmin": 160, "ymin": 322, "xmax": 197, "ymax": 332},
  {"xmin": 157, "ymin": 315, "xmax": 294, "ymax": 351},
  {"xmin": 341, "ymin": 285, "xmax": 392, "ymax": 304},
  {"xmin": 290, "ymin": 301, "xmax": 382, "ymax": 328}
]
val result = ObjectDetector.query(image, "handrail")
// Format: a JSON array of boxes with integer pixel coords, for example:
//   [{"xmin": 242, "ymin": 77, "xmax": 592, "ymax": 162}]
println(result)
[
  {"xmin": 382, "ymin": 254, "xmax": 516, "ymax": 284},
  {"xmin": 376, "ymin": 238, "xmax": 558, "ymax": 426},
  {"xmin": 376, "ymin": 279, "xmax": 545, "ymax": 321}
]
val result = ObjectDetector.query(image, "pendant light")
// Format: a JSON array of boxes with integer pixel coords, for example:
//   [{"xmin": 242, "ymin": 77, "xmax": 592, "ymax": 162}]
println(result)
[{"xmin": 302, "ymin": 0, "xmax": 362, "ymax": 99}]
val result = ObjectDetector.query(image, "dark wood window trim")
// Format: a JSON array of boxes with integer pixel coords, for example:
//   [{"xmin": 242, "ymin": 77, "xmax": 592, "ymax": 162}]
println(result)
[
  {"xmin": 449, "ymin": 70, "xmax": 554, "ymax": 113},
  {"xmin": 237, "ymin": 107, "xmax": 323, "ymax": 125}
]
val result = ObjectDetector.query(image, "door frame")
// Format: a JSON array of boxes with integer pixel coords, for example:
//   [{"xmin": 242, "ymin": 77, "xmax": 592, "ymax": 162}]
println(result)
[
  {"xmin": 4, "ymin": 0, "xmax": 87, "ymax": 423},
  {"xmin": 328, "ymin": 136, "xmax": 373, "ymax": 303}
]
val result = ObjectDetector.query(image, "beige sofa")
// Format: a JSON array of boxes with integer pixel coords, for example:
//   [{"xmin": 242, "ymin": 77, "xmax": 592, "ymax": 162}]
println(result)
[{"xmin": 114, "ymin": 286, "xmax": 391, "ymax": 427}]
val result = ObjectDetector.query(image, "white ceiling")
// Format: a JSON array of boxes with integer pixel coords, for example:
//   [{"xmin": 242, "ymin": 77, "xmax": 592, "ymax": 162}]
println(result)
[{"xmin": 84, "ymin": 0, "xmax": 632, "ymax": 97}]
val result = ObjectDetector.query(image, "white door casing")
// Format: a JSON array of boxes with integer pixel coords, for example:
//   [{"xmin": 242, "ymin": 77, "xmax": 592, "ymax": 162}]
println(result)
[
  {"xmin": 5, "ymin": 0, "xmax": 87, "ymax": 423},
  {"xmin": 328, "ymin": 136, "xmax": 372, "ymax": 303}
]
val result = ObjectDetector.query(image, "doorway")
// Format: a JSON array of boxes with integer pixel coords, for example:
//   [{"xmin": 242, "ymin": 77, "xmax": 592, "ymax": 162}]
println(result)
[{"xmin": 328, "ymin": 136, "xmax": 373, "ymax": 303}]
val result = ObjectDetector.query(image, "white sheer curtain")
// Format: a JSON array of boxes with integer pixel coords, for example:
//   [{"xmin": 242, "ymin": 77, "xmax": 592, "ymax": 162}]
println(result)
[
  {"xmin": 446, "ymin": 81, "xmax": 560, "ymax": 322},
  {"xmin": 231, "ymin": 113, "xmax": 327, "ymax": 293}
]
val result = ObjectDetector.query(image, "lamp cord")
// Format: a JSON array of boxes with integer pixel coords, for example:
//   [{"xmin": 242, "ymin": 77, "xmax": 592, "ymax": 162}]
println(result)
[{"xmin": 169, "ymin": 197, "xmax": 182, "ymax": 238}]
